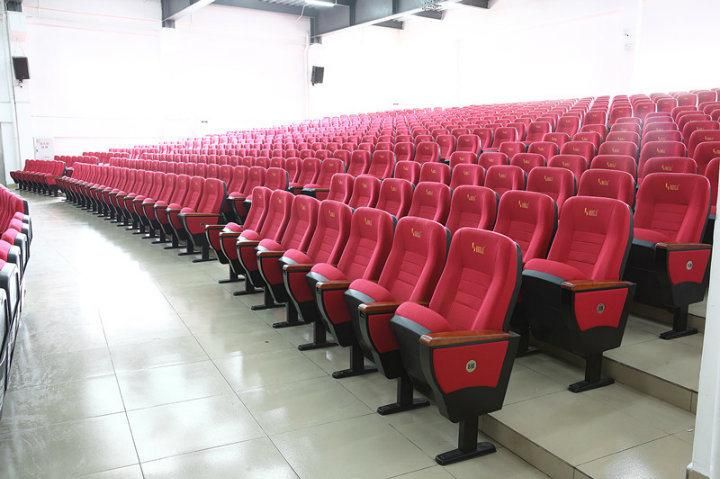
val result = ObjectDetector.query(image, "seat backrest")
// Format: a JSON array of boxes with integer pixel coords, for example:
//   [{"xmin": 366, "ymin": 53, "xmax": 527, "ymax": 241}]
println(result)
[
  {"xmin": 598, "ymin": 141, "xmax": 638, "ymax": 158},
  {"xmin": 643, "ymin": 129, "xmax": 682, "ymax": 143},
  {"xmin": 147, "ymin": 171, "xmax": 164, "ymax": 199},
  {"xmin": 448, "ymin": 151, "xmax": 477, "ymax": 168},
  {"xmin": 258, "ymin": 189, "xmax": 294, "ymax": 241},
  {"xmin": 638, "ymin": 157, "xmax": 697, "ymax": 182},
  {"xmin": 284, "ymin": 158, "xmax": 301, "ymax": 182},
  {"xmin": 548, "ymin": 154, "xmax": 587, "ymax": 180},
  {"xmin": 473, "ymin": 128, "xmax": 493, "ymax": 148},
  {"xmin": 407, "ymin": 182, "xmax": 451, "ymax": 223},
  {"xmin": 705, "ymin": 158, "xmax": 719, "ymax": 213},
  {"xmin": 542, "ymin": 132, "xmax": 571, "ymax": 148},
  {"xmin": 264, "ymin": 167, "xmax": 289, "ymax": 191},
  {"xmin": 368, "ymin": 150, "xmax": 395, "ymax": 179},
  {"xmin": 182, "ymin": 176, "xmax": 205, "ymax": 210},
  {"xmin": 333, "ymin": 149, "xmax": 351, "ymax": 168},
  {"xmin": 485, "ymin": 165, "xmax": 526, "ymax": 196},
  {"xmin": 227, "ymin": 166, "xmax": 248, "ymax": 195},
  {"xmin": 638, "ymin": 141, "xmax": 687, "ymax": 172},
  {"xmin": 168, "ymin": 174, "xmax": 190, "ymax": 204},
  {"xmin": 478, "ymin": 152, "xmax": 509, "ymax": 170},
  {"xmin": 336, "ymin": 207, "xmax": 394, "ymax": 280},
  {"xmin": 393, "ymin": 142, "xmax": 415, "ymax": 162},
  {"xmin": 394, "ymin": 161, "xmax": 420, "ymax": 184},
  {"xmin": 499, "ymin": 141, "xmax": 526, "ymax": 158},
  {"xmin": 314, "ymin": 159, "xmax": 344, "ymax": 187},
  {"xmin": 560, "ymin": 140, "xmax": 595, "ymax": 162},
  {"xmin": 327, "ymin": 173, "xmax": 354, "ymax": 203},
  {"xmin": 491, "ymin": 127, "xmax": 519, "ymax": 148},
  {"xmin": 557, "ymin": 116, "xmax": 580, "ymax": 136},
  {"xmin": 244, "ymin": 186, "xmax": 271, "ymax": 232},
  {"xmin": 634, "ymin": 173, "xmax": 710, "ymax": 243},
  {"xmin": 526, "ymin": 166, "xmax": 576, "ymax": 209},
  {"xmin": 450, "ymin": 164, "xmax": 485, "ymax": 189},
  {"xmin": 445, "ymin": 185, "xmax": 497, "ymax": 234},
  {"xmin": 493, "ymin": 190, "xmax": 556, "ymax": 263},
  {"xmin": 527, "ymin": 141, "xmax": 559, "ymax": 161},
  {"xmin": 304, "ymin": 200, "xmax": 353, "ymax": 264},
  {"xmin": 414, "ymin": 142, "xmax": 440, "ymax": 163},
  {"xmin": 456, "ymin": 134, "xmax": 482, "ymax": 155},
  {"xmin": 682, "ymin": 120, "xmax": 719, "ymax": 143},
  {"xmin": 375, "ymin": 178, "xmax": 413, "ymax": 219},
  {"xmin": 510, "ymin": 153, "xmax": 545, "ymax": 175},
  {"xmin": 419, "ymin": 162, "xmax": 450, "ymax": 185},
  {"xmin": 544, "ymin": 196, "xmax": 632, "ymax": 280},
  {"xmin": 376, "ymin": 216, "xmax": 449, "ymax": 302},
  {"xmin": 584, "ymin": 111, "xmax": 606, "ymax": 126},
  {"xmin": 526, "ymin": 121, "xmax": 552, "ymax": 142},
  {"xmin": 590, "ymin": 154, "xmax": 637, "ymax": 178},
  {"xmin": 347, "ymin": 174, "xmax": 381, "ymax": 209},
  {"xmin": 195, "ymin": 178, "xmax": 226, "ymax": 213},
  {"xmin": 572, "ymin": 132, "xmax": 601, "ymax": 150},
  {"xmin": 348, "ymin": 150, "xmax": 371, "ymax": 176},
  {"xmin": 578, "ymin": 169, "xmax": 635, "ymax": 207},
  {"xmin": 280, "ymin": 195, "xmax": 319, "ymax": 250},
  {"xmin": 436, "ymin": 134, "xmax": 456, "ymax": 160},
  {"xmin": 428, "ymin": 228, "xmax": 521, "ymax": 332},
  {"xmin": 242, "ymin": 166, "xmax": 266, "ymax": 196}
]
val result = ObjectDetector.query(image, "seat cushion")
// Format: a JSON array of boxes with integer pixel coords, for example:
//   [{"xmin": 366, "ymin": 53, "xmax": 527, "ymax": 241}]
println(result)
[
  {"xmin": 633, "ymin": 227, "xmax": 672, "ymax": 244},
  {"xmin": 348, "ymin": 279, "xmax": 394, "ymax": 303},
  {"xmin": 310, "ymin": 263, "xmax": 346, "ymax": 281},
  {"xmin": 259, "ymin": 238, "xmax": 283, "ymax": 251},
  {"xmin": 394, "ymin": 301, "xmax": 451, "ymax": 333},
  {"xmin": 282, "ymin": 248, "xmax": 312, "ymax": 265},
  {"xmin": 180, "ymin": 207, "xmax": 194, "ymax": 214},
  {"xmin": 240, "ymin": 229, "xmax": 260, "ymax": 241},
  {"xmin": 223, "ymin": 222, "xmax": 244, "ymax": 233},
  {"xmin": 524, "ymin": 258, "xmax": 587, "ymax": 281}
]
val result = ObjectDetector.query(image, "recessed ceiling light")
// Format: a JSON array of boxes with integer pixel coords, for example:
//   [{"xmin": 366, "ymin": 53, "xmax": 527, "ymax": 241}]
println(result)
[{"xmin": 305, "ymin": 0, "xmax": 335, "ymax": 7}]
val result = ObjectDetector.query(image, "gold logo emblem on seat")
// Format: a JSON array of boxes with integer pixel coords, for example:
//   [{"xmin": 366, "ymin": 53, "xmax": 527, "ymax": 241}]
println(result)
[
  {"xmin": 584, "ymin": 208, "xmax": 598, "ymax": 217},
  {"xmin": 598, "ymin": 178, "xmax": 609, "ymax": 186},
  {"xmin": 665, "ymin": 183, "xmax": 680, "ymax": 191},
  {"xmin": 329, "ymin": 211, "xmax": 336, "ymax": 218},
  {"xmin": 411, "ymin": 228, "xmax": 422, "ymax": 238},
  {"xmin": 657, "ymin": 148, "xmax": 666, "ymax": 154},
  {"xmin": 471, "ymin": 242, "xmax": 485, "ymax": 254},
  {"xmin": 607, "ymin": 161, "xmax": 616, "ymax": 168},
  {"xmin": 518, "ymin": 200, "xmax": 529, "ymax": 209},
  {"xmin": 364, "ymin": 217, "xmax": 372, "ymax": 226},
  {"xmin": 544, "ymin": 176, "xmax": 553, "ymax": 182},
  {"xmin": 426, "ymin": 189, "xmax": 433, "ymax": 196},
  {"xmin": 661, "ymin": 165, "xmax": 673, "ymax": 171}
]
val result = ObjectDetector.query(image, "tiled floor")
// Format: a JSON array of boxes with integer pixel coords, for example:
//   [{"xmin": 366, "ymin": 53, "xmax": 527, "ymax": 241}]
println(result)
[{"xmin": 0, "ymin": 195, "xmax": 548, "ymax": 478}]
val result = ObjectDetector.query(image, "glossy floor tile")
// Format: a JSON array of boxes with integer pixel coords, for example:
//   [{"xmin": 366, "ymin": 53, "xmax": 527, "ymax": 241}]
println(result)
[{"xmin": 1, "ymin": 194, "xmax": 697, "ymax": 478}]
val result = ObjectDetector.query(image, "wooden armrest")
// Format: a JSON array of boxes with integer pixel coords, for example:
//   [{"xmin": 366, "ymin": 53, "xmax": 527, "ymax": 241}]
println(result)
[
  {"xmin": 219, "ymin": 231, "xmax": 243, "ymax": 238},
  {"xmin": 657, "ymin": 242, "xmax": 711, "ymax": 251},
  {"xmin": 283, "ymin": 263, "xmax": 312, "ymax": 273},
  {"xmin": 561, "ymin": 280, "xmax": 634, "ymax": 292},
  {"xmin": 358, "ymin": 302, "xmax": 401, "ymax": 315},
  {"xmin": 205, "ymin": 224, "xmax": 225, "ymax": 231},
  {"xmin": 258, "ymin": 250, "xmax": 284, "ymax": 258},
  {"xmin": 180, "ymin": 212, "xmax": 221, "ymax": 218},
  {"xmin": 317, "ymin": 280, "xmax": 351, "ymax": 291},
  {"xmin": 420, "ymin": 330, "xmax": 510, "ymax": 347}
]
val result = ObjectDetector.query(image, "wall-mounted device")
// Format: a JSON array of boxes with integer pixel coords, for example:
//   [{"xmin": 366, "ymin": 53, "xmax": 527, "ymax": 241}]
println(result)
[
  {"xmin": 311, "ymin": 66, "xmax": 324, "ymax": 85},
  {"xmin": 12, "ymin": 57, "xmax": 30, "ymax": 82}
]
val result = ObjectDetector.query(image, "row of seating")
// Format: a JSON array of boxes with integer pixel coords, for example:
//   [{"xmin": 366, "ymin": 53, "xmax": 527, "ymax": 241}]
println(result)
[{"xmin": 10, "ymin": 160, "xmax": 66, "ymax": 196}]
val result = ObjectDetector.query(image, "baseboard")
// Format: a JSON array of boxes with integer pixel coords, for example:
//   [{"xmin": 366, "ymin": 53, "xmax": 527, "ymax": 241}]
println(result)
[{"xmin": 687, "ymin": 464, "xmax": 710, "ymax": 479}]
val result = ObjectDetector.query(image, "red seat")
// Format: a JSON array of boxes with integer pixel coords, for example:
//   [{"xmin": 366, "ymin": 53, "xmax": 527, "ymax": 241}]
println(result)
[
  {"xmin": 153, "ymin": 174, "xmax": 190, "ymax": 244},
  {"xmin": 448, "ymin": 151, "xmax": 477, "ymax": 167},
  {"xmin": 445, "ymin": 185, "xmax": 497, "ymax": 233},
  {"xmin": 375, "ymin": 178, "xmax": 413, "ymax": 219},
  {"xmin": 407, "ymin": 182, "xmax": 451, "ymax": 223},
  {"xmin": 339, "ymin": 217, "xmax": 449, "ymax": 379},
  {"xmin": 415, "ymin": 142, "xmax": 441, "ymax": 163},
  {"xmin": 706, "ymin": 158, "xmax": 719, "ymax": 218},
  {"xmin": 510, "ymin": 153, "xmax": 545, "ymax": 175},
  {"xmin": 687, "ymin": 130, "xmax": 720, "ymax": 159},
  {"xmin": 164, "ymin": 175, "xmax": 204, "ymax": 248},
  {"xmin": 527, "ymin": 141, "xmax": 559, "ymax": 161},
  {"xmin": 691, "ymin": 140, "xmax": 720, "ymax": 175},
  {"xmin": 368, "ymin": 150, "xmax": 396, "ymax": 179},
  {"xmin": 326, "ymin": 173, "xmax": 354, "ymax": 203},
  {"xmin": 557, "ymin": 116, "xmax": 580, "ymax": 136},
  {"xmin": 526, "ymin": 121, "xmax": 552, "ymax": 142},
  {"xmin": 302, "ymin": 158, "xmax": 344, "ymax": 199},
  {"xmin": 578, "ymin": 169, "xmax": 635, "ymax": 207},
  {"xmin": 450, "ymin": 164, "xmax": 485, "ymax": 189},
  {"xmin": 583, "ymin": 111, "xmax": 606, "ymax": 126},
  {"xmin": 598, "ymin": 141, "xmax": 638, "ymax": 158},
  {"xmin": 264, "ymin": 167, "xmax": 290, "ymax": 191},
  {"xmin": 394, "ymin": 142, "xmax": 415, "ymax": 162},
  {"xmin": 234, "ymin": 189, "xmax": 294, "ymax": 295},
  {"xmin": 489, "ymin": 127, "xmax": 518, "ymax": 149},
  {"xmin": 682, "ymin": 121, "xmax": 719, "ymax": 143},
  {"xmin": 277, "ymin": 200, "xmax": 352, "ymax": 328},
  {"xmin": 590, "ymin": 155, "xmax": 637, "ymax": 178},
  {"xmin": 526, "ymin": 166, "xmax": 576, "ymax": 209},
  {"xmin": 436, "ymin": 134, "xmax": 456, "ymax": 161},
  {"xmin": 228, "ymin": 166, "xmax": 265, "ymax": 219},
  {"xmin": 478, "ymin": 152, "xmax": 509, "ymax": 170},
  {"xmin": 304, "ymin": 207, "xmax": 394, "ymax": 350},
  {"xmin": 419, "ymin": 162, "xmax": 451, "ymax": 185},
  {"xmin": 255, "ymin": 195, "xmax": 320, "ymax": 309},
  {"xmin": 560, "ymin": 141, "xmax": 595, "ymax": 162},
  {"xmin": 572, "ymin": 132, "xmax": 601, "ymax": 150},
  {"xmin": 548, "ymin": 154, "xmax": 587, "ymax": 179},
  {"xmin": 605, "ymin": 131, "xmax": 640, "ymax": 146},
  {"xmin": 522, "ymin": 196, "xmax": 634, "ymax": 391},
  {"xmin": 473, "ymin": 128, "xmax": 493, "ymax": 149},
  {"xmin": 638, "ymin": 157, "xmax": 697, "ymax": 183},
  {"xmin": 347, "ymin": 150, "xmax": 371, "ymax": 176},
  {"xmin": 579, "ymin": 124, "xmax": 608, "ymax": 140},
  {"xmin": 284, "ymin": 158, "xmax": 301, "ymax": 183},
  {"xmin": 388, "ymin": 228, "xmax": 522, "ymax": 464},
  {"xmin": 625, "ymin": 173, "xmax": 711, "ymax": 339},
  {"xmin": 485, "ymin": 165, "xmax": 526, "ymax": 196},
  {"xmin": 499, "ymin": 141, "xmax": 526, "ymax": 158},
  {"xmin": 456, "ymin": 134, "xmax": 482, "ymax": 155},
  {"xmin": 394, "ymin": 161, "xmax": 420, "ymax": 184},
  {"xmin": 542, "ymin": 132, "xmax": 571, "ymax": 148},
  {"xmin": 177, "ymin": 178, "xmax": 227, "ymax": 260},
  {"xmin": 643, "ymin": 130, "xmax": 682, "ymax": 143},
  {"xmin": 493, "ymin": 190, "xmax": 556, "ymax": 264},
  {"xmin": 347, "ymin": 175, "xmax": 381, "ymax": 209},
  {"xmin": 638, "ymin": 141, "xmax": 687, "ymax": 173},
  {"xmin": 289, "ymin": 158, "xmax": 321, "ymax": 193}
]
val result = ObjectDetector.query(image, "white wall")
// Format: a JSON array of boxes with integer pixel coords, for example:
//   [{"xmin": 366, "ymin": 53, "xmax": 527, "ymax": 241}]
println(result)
[
  {"xmin": 308, "ymin": 0, "xmax": 720, "ymax": 118},
  {"xmin": 21, "ymin": 0, "xmax": 310, "ymax": 155}
]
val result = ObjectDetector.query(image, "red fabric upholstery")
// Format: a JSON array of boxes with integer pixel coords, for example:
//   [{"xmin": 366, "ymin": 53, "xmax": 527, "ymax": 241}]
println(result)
[
  {"xmin": 419, "ymin": 162, "xmax": 450, "ymax": 185},
  {"xmin": 326, "ymin": 173, "xmax": 354, "ymax": 203},
  {"xmin": 393, "ymin": 142, "xmax": 415, "ymax": 163},
  {"xmin": 456, "ymin": 134, "xmax": 482, "ymax": 155},
  {"xmin": 638, "ymin": 141, "xmax": 687, "ymax": 173},
  {"xmin": 705, "ymin": 158, "xmax": 719, "ymax": 216},
  {"xmin": 692, "ymin": 141, "xmax": 720, "ymax": 175},
  {"xmin": 450, "ymin": 164, "xmax": 485, "ymax": 189},
  {"xmin": 527, "ymin": 141, "xmax": 559, "ymax": 161},
  {"xmin": 407, "ymin": 182, "xmax": 451, "ymax": 223},
  {"xmin": 493, "ymin": 190, "xmax": 555, "ymax": 263},
  {"xmin": 367, "ymin": 151, "xmax": 395, "ymax": 179},
  {"xmin": 394, "ymin": 161, "xmax": 420, "ymax": 184},
  {"xmin": 510, "ymin": 153, "xmax": 545, "ymax": 175},
  {"xmin": 347, "ymin": 175, "xmax": 381, "ymax": 209},
  {"xmin": 485, "ymin": 165, "xmax": 526, "ymax": 196},
  {"xmin": 638, "ymin": 157, "xmax": 697, "ymax": 182},
  {"xmin": 375, "ymin": 178, "xmax": 413, "ymax": 219},
  {"xmin": 578, "ymin": 169, "xmax": 636, "ymax": 207},
  {"xmin": 478, "ymin": 152, "xmax": 509, "ymax": 170},
  {"xmin": 415, "ymin": 142, "xmax": 440, "ymax": 164},
  {"xmin": 526, "ymin": 166, "xmax": 576, "ymax": 209},
  {"xmin": 446, "ymin": 185, "xmax": 497, "ymax": 234}
]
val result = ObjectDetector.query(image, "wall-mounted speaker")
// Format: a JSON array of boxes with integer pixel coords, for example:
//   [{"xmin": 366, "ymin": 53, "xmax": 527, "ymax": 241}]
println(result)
[
  {"xmin": 12, "ymin": 57, "xmax": 30, "ymax": 81},
  {"xmin": 311, "ymin": 66, "xmax": 324, "ymax": 85}
]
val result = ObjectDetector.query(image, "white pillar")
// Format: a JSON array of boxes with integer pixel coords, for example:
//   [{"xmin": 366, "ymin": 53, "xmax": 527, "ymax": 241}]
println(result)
[{"xmin": 690, "ymin": 192, "xmax": 720, "ymax": 478}]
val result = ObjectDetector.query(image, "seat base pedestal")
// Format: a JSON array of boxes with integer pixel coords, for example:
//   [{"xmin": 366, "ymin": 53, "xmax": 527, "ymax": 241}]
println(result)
[
  {"xmin": 233, "ymin": 280, "xmax": 261, "ymax": 296},
  {"xmin": 660, "ymin": 306, "xmax": 696, "ymax": 340},
  {"xmin": 569, "ymin": 354, "xmax": 614, "ymax": 393},
  {"xmin": 332, "ymin": 343, "xmax": 376, "ymax": 379},
  {"xmin": 377, "ymin": 375, "xmax": 430, "ymax": 415},
  {"xmin": 251, "ymin": 290, "xmax": 285, "ymax": 311},
  {"xmin": 569, "ymin": 377, "xmax": 614, "ymax": 393},
  {"xmin": 218, "ymin": 270, "xmax": 242, "ymax": 284},
  {"xmin": 660, "ymin": 328, "xmax": 698, "ymax": 340},
  {"xmin": 272, "ymin": 304, "xmax": 308, "ymax": 328},
  {"xmin": 298, "ymin": 320, "xmax": 337, "ymax": 351},
  {"xmin": 436, "ymin": 442, "xmax": 496, "ymax": 466}
]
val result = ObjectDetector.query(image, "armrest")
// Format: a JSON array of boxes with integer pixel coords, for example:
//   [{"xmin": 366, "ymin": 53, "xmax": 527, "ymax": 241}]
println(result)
[
  {"xmin": 317, "ymin": 280, "xmax": 351, "ymax": 291},
  {"xmin": 358, "ymin": 302, "xmax": 401, "ymax": 315},
  {"xmin": 657, "ymin": 242, "xmax": 711, "ymax": 252},
  {"xmin": 237, "ymin": 239, "xmax": 260, "ymax": 248},
  {"xmin": 258, "ymin": 250, "xmax": 284, "ymax": 259},
  {"xmin": 283, "ymin": 263, "xmax": 312, "ymax": 273},
  {"xmin": 419, "ymin": 330, "xmax": 511, "ymax": 347},
  {"xmin": 561, "ymin": 280, "xmax": 634, "ymax": 292},
  {"xmin": 179, "ymin": 212, "xmax": 221, "ymax": 219},
  {"xmin": 205, "ymin": 224, "xmax": 225, "ymax": 232},
  {"xmin": 153, "ymin": 201, "xmax": 168, "ymax": 209},
  {"xmin": 219, "ymin": 231, "xmax": 242, "ymax": 239}
]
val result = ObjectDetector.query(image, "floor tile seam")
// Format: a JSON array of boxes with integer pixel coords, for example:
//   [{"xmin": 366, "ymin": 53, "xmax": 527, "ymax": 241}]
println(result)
[
  {"xmin": 138, "ymin": 435, "xmax": 267, "ymax": 465},
  {"xmin": 112, "ymin": 356, "xmax": 212, "ymax": 375},
  {"xmin": 0, "ymin": 409, "xmax": 130, "ymax": 437},
  {"xmin": 573, "ymin": 432, "xmax": 679, "ymax": 470},
  {"xmin": 603, "ymin": 356, "xmax": 698, "ymax": 395},
  {"xmin": 266, "ymin": 409, "xmax": 377, "ymax": 439},
  {"xmin": 124, "ymin": 392, "xmax": 230, "ymax": 413},
  {"xmin": 4, "ymin": 372, "xmax": 118, "ymax": 393}
]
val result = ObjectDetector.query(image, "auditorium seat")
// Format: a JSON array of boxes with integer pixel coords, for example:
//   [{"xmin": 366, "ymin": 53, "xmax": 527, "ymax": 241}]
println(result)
[
  {"xmin": 264, "ymin": 167, "xmax": 290, "ymax": 192},
  {"xmin": 605, "ymin": 131, "xmax": 640, "ymax": 146},
  {"xmin": 579, "ymin": 124, "xmax": 608, "ymax": 141},
  {"xmin": 488, "ymin": 127, "xmax": 518, "ymax": 150},
  {"xmin": 691, "ymin": 140, "xmax": 720, "ymax": 174},
  {"xmin": 254, "ymin": 195, "xmax": 320, "ymax": 310},
  {"xmin": 493, "ymin": 190, "xmax": 556, "ymax": 264},
  {"xmin": 560, "ymin": 141, "xmax": 595, "ymax": 163},
  {"xmin": 526, "ymin": 167, "xmax": 575, "ymax": 208},
  {"xmin": 368, "ymin": 150, "xmax": 396, "ymax": 179},
  {"xmin": 289, "ymin": 158, "xmax": 322, "ymax": 194},
  {"xmin": 407, "ymin": 182, "xmax": 451, "ymax": 223},
  {"xmin": 643, "ymin": 130, "xmax": 683, "ymax": 143},
  {"xmin": 324, "ymin": 173, "xmax": 354, "ymax": 203},
  {"xmin": 499, "ymin": 142, "xmax": 526, "ymax": 159},
  {"xmin": 436, "ymin": 134, "xmax": 456, "ymax": 161},
  {"xmin": 302, "ymin": 207, "xmax": 394, "ymax": 350},
  {"xmin": 548, "ymin": 154, "xmax": 587, "ymax": 179},
  {"xmin": 557, "ymin": 116, "xmax": 580, "ymax": 136},
  {"xmin": 176, "ymin": 178, "xmax": 226, "ymax": 261},
  {"xmin": 419, "ymin": 162, "xmax": 451, "ymax": 185},
  {"xmin": 590, "ymin": 155, "xmax": 638, "ymax": 177},
  {"xmin": 456, "ymin": 134, "xmax": 482, "ymax": 156},
  {"xmin": 450, "ymin": 164, "xmax": 485, "ymax": 188},
  {"xmin": 542, "ymin": 132, "xmax": 571, "ymax": 148},
  {"xmin": 448, "ymin": 151, "xmax": 477, "ymax": 167},
  {"xmin": 301, "ymin": 158, "xmax": 344, "ymax": 199},
  {"xmin": 527, "ymin": 141, "xmax": 559, "ymax": 161},
  {"xmin": 347, "ymin": 175, "xmax": 381, "ymax": 209},
  {"xmin": 394, "ymin": 161, "xmax": 420, "ymax": 184},
  {"xmin": 598, "ymin": 141, "xmax": 639, "ymax": 158},
  {"xmin": 638, "ymin": 141, "xmax": 687, "ymax": 173},
  {"xmin": 526, "ymin": 121, "xmax": 552, "ymax": 142},
  {"xmin": 375, "ymin": 178, "xmax": 413, "ymax": 219},
  {"xmin": 624, "ymin": 173, "xmax": 711, "ymax": 339},
  {"xmin": 638, "ymin": 157, "xmax": 697, "ymax": 183},
  {"xmin": 348, "ymin": 150, "xmax": 371, "ymax": 176},
  {"xmin": 164, "ymin": 176, "xmax": 205, "ymax": 250},
  {"xmin": 682, "ymin": 120, "xmax": 719, "ymax": 143},
  {"xmin": 276, "ymin": 200, "xmax": 353, "ymax": 329},
  {"xmin": 394, "ymin": 142, "xmax": 415, "ymax": 163},
  {"xmin": 228, "ymin": 166, "xmax": 265, "ymax": 220},
  {"xmin": 510, "ymin": 153, "xmax": 545, "ymax": 175},
  {"xmin": 415, "ymin": 142, "xmax": 441, "ymax": 163},
  {"xmin": 478, "ymin": 152, "xmax": 509, "ymax": 170},
  {"xmin": 578, "ymin": 169, "xmax": 636, "ymax": 207},
  {"xmin": 445, "ymin": 185, "xmax": 497, "ymax": 233},
  {"xmin": 234, "ymin": 189, "xmax": 294, "ymax": 295},
  {"xmin": 388, "ymin": 228, "xmax": 521, "ymax": 465},
  {"xmin": 485, "ymin": 165, "xmax": 526, "ymax": 196},
  {"xmin": 522, "ymin": 196, "xmax": 634, "ymax": 392}
]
